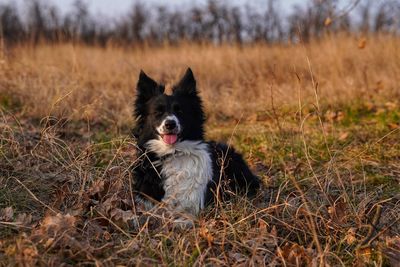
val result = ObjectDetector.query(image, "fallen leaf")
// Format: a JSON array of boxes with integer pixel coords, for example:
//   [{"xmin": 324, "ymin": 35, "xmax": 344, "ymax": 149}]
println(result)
[
  {"xmin": 22, "ymin": 247, "xmax": 39, "ymax": 265},
  {"xmin": 376, "ymin": 108, "xmax": 386, "ymax": 115},
  {"xmin": 38, "ymin": 213, "xmax": 77, "ymax": 237},
  {"xmin": 339, "ymin": 132, "xmax": 349, "ymax": 141},
  {"xmin": 279, "ymin": 243, "xmax": 313, "ymax": 266},
  {"xmin": 365, "ymin": 101, "xmax": 376, "ymax": 111},
  {"xmin": 325, "ymin": 110, "xmax": 336, "ymax": 122},
  {"xmin": 103, "ymin": 231, "xmax": 112, "ymax": 241},
  {"xmin": 346, "ymin": 228, "xmax": 357, "ymax": 245},
  {"xmin": 356, "ymin": 247, "xmax": 372, "ymax": 264},
  {"xmin": 270, "ymin": 225, "xmax": 277, "ymax": 239},
  {"xmin": 44, "ymin": 238, "xmax": 55, "ymax": 248},
  {"xmin": 100, "ymin": 195, "xmax": 119, "ymax": 214},
  {"xmin": 381, "ymin": 236, "xmax": 400, "ymax": 266},
  {"xmin": 324, "ymin": 17, "xmax": 332, "ymax": 26},
  {"xmin": 87, "ymin": 180, "xmax": 105, "ymax": 197},
  {"xmin": 388, "ymin": 123, "xmax": 399, "ymax": 130},
  {"xmin": 358, "ymin": 38, "xmax": 367, "ymax": 49},
  {"xmin": 199, "ymin": 226, "xmax": 214, "ymax": 247},
  {"xmin": 0, "ymin": 207, "xmax": 14, "ymax": 221},
  {"xmin": 15, "ymin": 213, "xmax": 32, "ymax": 226},
  {"xmin": 328, "ymin": 197, "xmax": 349, "ymax": 225},
  {"xmin": 336, "ymin": 111, "xmax": 345, "ymax": 122},
  {"xmin": 257, "ymin": 218, "xmax": 268, "ymax": 232},
  {"xmin": 110, "ymin": 208, "xmax": 136, "ymax": 227},
  {"xmin": 5, "ymin": 245, "xmax": 16, "ymax": 256},
  {"xmin": 384, "ymin": 101, "xmax": 397, "ymax": 110}
]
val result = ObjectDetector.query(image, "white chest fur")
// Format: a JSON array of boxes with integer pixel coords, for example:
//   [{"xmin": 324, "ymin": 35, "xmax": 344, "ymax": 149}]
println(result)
[{"xmin": 146, "ymin": 139, "xmax": 213, "ymax": 215}]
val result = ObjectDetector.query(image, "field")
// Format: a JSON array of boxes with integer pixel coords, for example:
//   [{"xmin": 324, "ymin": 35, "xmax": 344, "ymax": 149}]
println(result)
[{"xmin": 1, "ymin": 35, "xmax": 400, "ymax": 266}]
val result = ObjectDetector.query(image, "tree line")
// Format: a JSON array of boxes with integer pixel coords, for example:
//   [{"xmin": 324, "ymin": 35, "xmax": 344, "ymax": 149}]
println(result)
[{"xmin": 0, "ymin": 0, "xmax": 399, "ymax": 46}]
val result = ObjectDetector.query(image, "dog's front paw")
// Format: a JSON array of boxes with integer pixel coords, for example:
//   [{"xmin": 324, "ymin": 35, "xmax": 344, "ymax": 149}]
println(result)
[{"xmin": 172, "ymin": 216, "xmax": 196, "ymax": 229}]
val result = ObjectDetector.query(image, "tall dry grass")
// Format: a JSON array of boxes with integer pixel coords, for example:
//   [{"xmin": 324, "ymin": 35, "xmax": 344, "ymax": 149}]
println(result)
[
  {"xmin": 1, "ymin": 35, "xmax": 400, "ymax": 266},
  {"xmin": 1, "ymin": 34, "xmax": 399, "ymax": 126}
]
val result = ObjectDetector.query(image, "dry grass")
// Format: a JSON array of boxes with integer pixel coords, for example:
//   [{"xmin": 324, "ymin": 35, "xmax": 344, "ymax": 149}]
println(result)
[
  {"xmin": 1, "ymin": 34, "xmax": 399, "ymax": 124},
  {"xmin": 1, "ymin": 35, "xmax": 400, "ymax": 266}
]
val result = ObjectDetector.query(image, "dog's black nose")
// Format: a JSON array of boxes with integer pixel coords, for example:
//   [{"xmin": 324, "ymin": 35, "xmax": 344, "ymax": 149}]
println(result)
[{"xmin": 165, "ymin": 120, "xmax": 177, "ymax": 130}]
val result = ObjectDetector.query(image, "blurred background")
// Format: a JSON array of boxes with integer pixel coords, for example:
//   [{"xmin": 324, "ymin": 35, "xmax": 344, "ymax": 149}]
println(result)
[
  {"xmin": 0, "ymin": 0, "xmax": 399, "ymax": 125},
  {"xmin": 1, "ymin": 3, "xmax": 400, "ymax": 266},
  {"xmin": 0, "ymin": 0, "xmax": 399, "ymax": 46}
]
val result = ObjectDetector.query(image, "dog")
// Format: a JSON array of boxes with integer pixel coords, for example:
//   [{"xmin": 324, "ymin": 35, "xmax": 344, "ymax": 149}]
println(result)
[{"xmin": 132, "ymin": 68, "xmax": 260, "ymax": 216}]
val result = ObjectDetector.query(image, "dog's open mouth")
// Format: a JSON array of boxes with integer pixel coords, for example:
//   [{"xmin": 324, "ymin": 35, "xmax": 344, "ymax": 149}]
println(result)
[{"xmin": 161, "ymin": 134, "xmax": 178, "ymax": 145}]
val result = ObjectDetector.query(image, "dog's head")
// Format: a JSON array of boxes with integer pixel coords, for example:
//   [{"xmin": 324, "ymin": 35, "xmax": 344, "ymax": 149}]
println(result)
[{"xmin": 133, "ymin": 68, "xmax": 205, "ymax": 147}]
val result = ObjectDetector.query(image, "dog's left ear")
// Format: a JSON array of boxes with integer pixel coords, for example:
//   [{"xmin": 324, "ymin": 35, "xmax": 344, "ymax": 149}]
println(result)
[
  {"xmin": 137, "ymin": 70, "xmax": 164, "ymax": 99},
  {"xmin": 173, "ymin": 68, "xmax": 197, "ymax": 96}
]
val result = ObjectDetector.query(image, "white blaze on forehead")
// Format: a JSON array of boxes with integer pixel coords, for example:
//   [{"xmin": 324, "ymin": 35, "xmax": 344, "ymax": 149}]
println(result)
[{"xmin": 157, "ymin": 115, "xmax": 181, "ymax": 134}]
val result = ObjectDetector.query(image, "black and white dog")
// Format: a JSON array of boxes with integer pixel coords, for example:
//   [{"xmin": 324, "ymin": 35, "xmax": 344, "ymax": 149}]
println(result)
[{"xmin": 132, "ymin": 68, "xmax": 260, "ymax": 215}]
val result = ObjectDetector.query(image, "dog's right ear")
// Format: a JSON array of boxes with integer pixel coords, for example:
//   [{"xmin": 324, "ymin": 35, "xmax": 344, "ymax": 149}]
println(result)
[
  {"xmin": 134, "ymin": 71, "xmax": 164, "ymax": 133},
  {"xmin": 137, "ymin": 70, "xmax": 164, "ymax": 100}
]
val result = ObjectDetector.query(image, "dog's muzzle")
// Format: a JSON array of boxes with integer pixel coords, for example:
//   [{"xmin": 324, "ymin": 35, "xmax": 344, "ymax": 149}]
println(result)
[{"xmin": 157, "ymin": 115, "xmax": 181, "ymax": 145}]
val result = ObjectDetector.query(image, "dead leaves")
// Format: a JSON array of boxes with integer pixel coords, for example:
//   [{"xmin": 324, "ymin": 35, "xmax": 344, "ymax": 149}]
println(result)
[
  {"xmin": 346, "ymin": 227, "xmax": 357, "ymax": 245},
  {"xmin": 327, "ymin": 197, "xmax": 349, "ymax": 226},
  {"xmin": 109, "ymin": 208, "xmax": 137, "ymax": 229},
  {"xmin": 354, "ymin": 236, "xmax": 399, "ymax": 267},
  {"xmin": 5, "ymin": 237, "xmax": 39, "ymax": 266},
  {"xmin": 0, "ymin": 206, "xmax": 14, "ymax": 221},
  {"xmin": 30, "ymin": 213, "xmax": 78, "ymax": 250},
  {"xmin": 93, "ymin": 192, "xmax": 138, "ymax": 230},
  {"xmin": 35, "ymin": 213, "xmax": 77, "ymax": 238},
  {"xmin": 338, "ymin": 131, "xmax": 349, "ymax": 141},
  {"xmin": 27, "ymin": 213, "xmax": 97, "ymax": 262},
  {"xmin": 275, "ymin": 243, "xmax": 316, "ymax": 266},
  {"xmin": 324, "ymin": 110, "xmax": 344, "ymax": 123},
  {"xmin": 257, "ymin": 218, "xmax": 268, "ymax": 232},
  {"xmin": 381, "ymin": 236, "xmax": 400, "ymax": 266},
  {"xmin": 199, "ymin": 225, "xmax": 214, "ymax": 247},
  {"xmin": 0, "ymin": 207, "xmax": 33, "ymax": 228}
]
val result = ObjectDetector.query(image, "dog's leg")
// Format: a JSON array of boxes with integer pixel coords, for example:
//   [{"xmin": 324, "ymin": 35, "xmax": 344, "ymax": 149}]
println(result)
[{"xmin": 212, "ymin": 142, "xmax": 260, "ymax": 196}]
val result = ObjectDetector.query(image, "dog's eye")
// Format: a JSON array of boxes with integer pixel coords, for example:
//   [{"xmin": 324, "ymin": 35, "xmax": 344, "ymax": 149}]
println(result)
[
  {"xmin": 154, "ymin": 106, "xmax": 165, "ymax": 117},
  {"xmin": 172, "ymin": 104, "xmax": 183, "ymax": 114}
]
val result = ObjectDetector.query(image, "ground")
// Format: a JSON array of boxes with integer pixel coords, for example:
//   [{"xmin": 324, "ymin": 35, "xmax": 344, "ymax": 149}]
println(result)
[{"xmin": 1, "ymin": 37, "xmax": 400, "ymax": 266}]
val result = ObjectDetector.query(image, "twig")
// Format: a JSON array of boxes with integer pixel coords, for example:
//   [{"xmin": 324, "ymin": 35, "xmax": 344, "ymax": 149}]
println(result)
[
  {"xmin": 358, "ymin": 204, "xmax": 383, "ymax": 249},
  {"xmin": 0, "ymin": 221, "xmax": 32, "ymax": 229},
  {"xmin": 12, "ymin": 177, "xmax": 58, "ymax": 214}
]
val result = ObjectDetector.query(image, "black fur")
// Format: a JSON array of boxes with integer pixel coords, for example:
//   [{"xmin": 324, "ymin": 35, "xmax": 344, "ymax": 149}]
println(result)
[{"xmin": 132, "ymin": 68, "xmax": 260, "ymax": 207}]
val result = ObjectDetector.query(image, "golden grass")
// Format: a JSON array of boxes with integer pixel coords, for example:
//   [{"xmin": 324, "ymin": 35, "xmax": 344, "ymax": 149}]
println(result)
[
  {"xmin": 1, "ymin": 35, "xmax": 400, "ymax": 266},
  {"xmin": 1, "ymin": 34, "xmax": 399, "ymax": 125}
]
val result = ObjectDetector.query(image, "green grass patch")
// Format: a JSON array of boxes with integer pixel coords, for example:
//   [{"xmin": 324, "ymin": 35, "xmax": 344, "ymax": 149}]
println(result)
[{"xmin": 0, "ymin": 94, "xmax": 22, "ymax": 111}]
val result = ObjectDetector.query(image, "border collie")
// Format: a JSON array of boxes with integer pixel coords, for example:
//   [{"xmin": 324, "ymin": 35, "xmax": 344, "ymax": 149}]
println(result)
[{"xmin": 132, "ymin": 68, "xmax": 260, "ymax": 216}]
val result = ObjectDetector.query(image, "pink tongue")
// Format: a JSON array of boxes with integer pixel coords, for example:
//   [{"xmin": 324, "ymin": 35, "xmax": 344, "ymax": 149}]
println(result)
[{"xmin": 163, "ymin": 134, "xmax": 178, "ymax": 145}]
